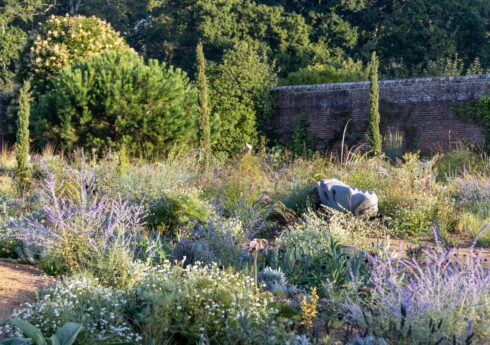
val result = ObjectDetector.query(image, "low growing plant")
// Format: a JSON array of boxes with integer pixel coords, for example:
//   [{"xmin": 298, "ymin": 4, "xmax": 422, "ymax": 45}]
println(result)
[
  {"xmin": 1, "ymin": 320, "xmax": 83, "ymax": 345},
  {"xmin": 2, "ymin": 276, "xmax": 142, "ymax": 344},
  {"xmin": 345, "ymin": 244, "xmax": 490, "ymax": 344},
  {"xmin": 134, "ymin": 262, "xmax": 295, "ymax": 345}
]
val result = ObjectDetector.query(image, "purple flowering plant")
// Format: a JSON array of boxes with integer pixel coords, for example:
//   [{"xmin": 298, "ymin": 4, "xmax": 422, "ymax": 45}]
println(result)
[
  {"xmin": 345, "ymin": 225, "xmax": 490, "ymax": 344},
  {"xmin": 13, "ymin": 157, "xmax": 146, "ymax": 271}
]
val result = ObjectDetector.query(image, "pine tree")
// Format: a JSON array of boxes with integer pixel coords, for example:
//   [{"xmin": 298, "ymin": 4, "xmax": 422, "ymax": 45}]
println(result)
[
  {"xmin": 197, "ymin": 42, "xmax": 211, "ymax": 153},
  {"xmin": 368, "ymin": 51, "xmax": 382, "ymax": 156},
  {"xmin": 16, "ymin": 81, "xmax": 31, "ymax": 191}
]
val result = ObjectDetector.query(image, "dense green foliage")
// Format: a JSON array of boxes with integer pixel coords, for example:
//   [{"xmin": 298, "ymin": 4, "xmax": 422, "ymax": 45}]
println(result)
[
  {"xmin": 368, "ymin": 52, "xmax": 381, "ymax": 156},
  {"xmin": 15, "ymin": 81, "xmax": 31, "ymax": 191},
  {"xmin": 32, "ymin": 52, "xmax": 198, "ymax": 155},
  {"xmin": 0, "ymin": 0, "xmax": 47, "ymax": 92},
  {"xmin": 18, "ymin": 15, "xmax": 134, "ymax": 94},
  {"xmin": 454, "ymin": 96, "xmax": 490, "ymax": 153},
  {"xmin": 210, "ymin": 42, "xmax": 276, "ymax": 155},
  {"xmin": 2, "ymin": 0, "xmax": 488, "ymax": 91},
  {"xmin": 281, "ymin": 59, "xmax": 368, "ymax": 86}
]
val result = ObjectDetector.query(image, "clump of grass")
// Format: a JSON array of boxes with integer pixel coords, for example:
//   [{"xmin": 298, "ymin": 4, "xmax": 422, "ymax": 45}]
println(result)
[
  {"xmin": 435, "ymin": 145, "xmax": 486, "ymax": 181},
  {"xmin": 384, "ymin": 130, "xmax": 404, "ymax": 162},
  {"xmin": 0, "ymin": 143, "xmax": 16, "ymax": 173}
]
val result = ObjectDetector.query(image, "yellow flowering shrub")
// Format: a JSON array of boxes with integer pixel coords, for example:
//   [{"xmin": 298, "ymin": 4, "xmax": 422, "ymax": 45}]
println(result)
[{"xmin": 19, "ymin": 15, "xmax": 134, "ymax": 92}]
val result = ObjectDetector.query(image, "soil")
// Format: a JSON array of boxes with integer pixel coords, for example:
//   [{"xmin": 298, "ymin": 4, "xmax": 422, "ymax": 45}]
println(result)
[{"xmin": 0, "ymin": 260, "xmax": 54, "ymax": 324}]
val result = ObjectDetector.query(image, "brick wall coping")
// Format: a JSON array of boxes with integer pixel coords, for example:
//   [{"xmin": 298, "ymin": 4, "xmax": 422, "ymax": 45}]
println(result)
[{"xmin": 272, "ymin": 74, "xmax": 490, "ymax": 92}]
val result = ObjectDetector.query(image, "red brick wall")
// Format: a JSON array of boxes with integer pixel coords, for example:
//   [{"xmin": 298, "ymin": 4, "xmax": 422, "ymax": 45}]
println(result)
[{"xmin": 269, "ymin": 75, "xmax": 490, "ymax": 153}]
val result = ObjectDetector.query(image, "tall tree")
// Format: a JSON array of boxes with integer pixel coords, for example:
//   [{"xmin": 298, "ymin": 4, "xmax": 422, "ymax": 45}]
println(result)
[
  {"xmin": 54, "ymin": 0, "xmax": 149, "ymax": 36},
  {"xmin": 196, "ymin": 42, "xmax": 211, "ymax": 153},
  {"xmin": 0, "ymin": 0, "xmax": 51, "ymax": 91},
  {"xmin": 368, "ymin": 51, "xmax": 381, "ymax": 156},
  {"xmin": 355, "ymin": 0, "xmax": 490, "ymax": 77},
  {"xmin": 210, "ymin": 42, "xmax": 276, "ymax": 155},
  {"xmin": 135, "ymin": 0, "xmax": 326, "ymax": 76},
  {"xmin": 16, "ymin": 80, "xmax": 31, "ymax": 191}
]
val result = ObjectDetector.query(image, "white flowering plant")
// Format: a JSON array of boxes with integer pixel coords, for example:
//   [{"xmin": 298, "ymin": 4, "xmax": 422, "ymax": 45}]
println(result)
[
  {"xmin": 19, "ymin": 15, "xmax": 134, "ymax": 93},
  {"xmin": 1, "ymin": 276, "xmax": 142, "ymax": 344},
  {"xmin": 132, "ymin": 262, "xmax": 297, "ymax": 344}
]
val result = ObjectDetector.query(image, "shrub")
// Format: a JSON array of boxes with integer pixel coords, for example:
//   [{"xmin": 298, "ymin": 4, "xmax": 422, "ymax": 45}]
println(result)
[
  {"xmin": 435, "ymin": 147, "xmax": 485, "ymax": 181},
  {"xmin": 274, "ymin": 211, "xmax": 368, "ymax": 293},
  {"xmin": 2, "ymin": 276, "xmax": 142, "ymax": 344},
  {"xmin": 182, "ymin": 213, "xmax": 249, "ymax": 269},
  {"xmin": 206, "ymin": 154, "xmax": 272, "ymax": 212},
  {"xmin": 345, "ymin": 248, "xmax": 490, "ymax": 344},
  {"xmin": 147, "ymin": 192, "xmax": 211, "ymax": 237},
  {"xmin": 282, "ymin": 59, "xmax": 367, "ymax": 86},
  {"xmin": 275, "ymin": 211, "xmax": 332, "ymax": 267},
  {"xmin": 258, "ymin": 267, "xmax": 289, "ymax": 293},
  {"xmin": 452, "ymin": 175, "xmax": 490, "ymax": 203},
  {"xmin": 135, "ymin": 262, "xmax": 292, "ymax": 344},
  {"xmin": 18, "ymin": 15, "xmax": 133, "ymax": 93},
  {"xmin": 14, "ymin": 160, "xmax": 147, "ymax": 276},
  {"xmin": 96, "ymin": 153, "xmax": 202, "ymax": 200},
  {"xmin": 324, "ymin": 208, "xmax": 389, "ymax": 246},
  {"xmin": 291, "ymin": 111, "xmax": 311, "ymax": 156},
  {"xmin": 0, "ymin": 197, "xmax": 31, "ymax": 258},
  {"xmin": 211, "ymin": 42, "xmax": 277, "ymax": 156},
  {"xmin": 32, "ymin": 51, "xmax": 198, "ymax": 155},
  {"xmin": 347, "ymin": 336, "xmax": 388, "ymax": 345}
]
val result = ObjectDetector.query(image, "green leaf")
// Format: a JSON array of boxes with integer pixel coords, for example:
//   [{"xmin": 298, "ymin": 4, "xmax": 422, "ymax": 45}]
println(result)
[
  {"xmin": 54, "ymin": 323, "xmax": 83, "ymax": 345},
  {"xmin": 48, "ymin": 336, "xmax": 60, "ymax": 345},
  {"xmin": 10, "ymin": 320, "xmax": 46, "ymax": 345},
  {"xmin": 0, "ymin": 338, "xmax": 33, "ymax": 345}
]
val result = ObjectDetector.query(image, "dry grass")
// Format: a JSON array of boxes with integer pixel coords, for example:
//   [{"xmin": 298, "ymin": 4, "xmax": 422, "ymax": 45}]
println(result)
[{"xmin": 0, "ymin": 144, "xmax": 16, "ymax": 173}]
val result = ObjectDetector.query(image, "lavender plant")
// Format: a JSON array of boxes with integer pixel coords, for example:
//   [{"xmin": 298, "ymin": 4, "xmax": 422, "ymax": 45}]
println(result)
[
  {"xmin": 345, "ymin": 244, "xmax": 490, "ymax": 344},
  {"xmin": 453, "ymin": 175, "xmax": 490, "ymax": 203},
  {"xmin": 13, "ymin": 158, "xmax": 147, "ymax": 276}
]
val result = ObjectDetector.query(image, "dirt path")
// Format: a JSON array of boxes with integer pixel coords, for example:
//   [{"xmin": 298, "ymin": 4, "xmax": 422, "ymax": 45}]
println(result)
[{"xmin": 0, "ymin": 260, "xmax": 54, "ymax": 323}]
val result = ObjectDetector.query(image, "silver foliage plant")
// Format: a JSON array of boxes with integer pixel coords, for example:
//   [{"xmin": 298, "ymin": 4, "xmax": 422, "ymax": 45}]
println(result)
[
  {"xmin": 345, "ymin": 238, "xmax": 490, "ymax": 344},
  {"xmin": 14, "ymin": 157, "xmax": 146, "ymax": 257}
]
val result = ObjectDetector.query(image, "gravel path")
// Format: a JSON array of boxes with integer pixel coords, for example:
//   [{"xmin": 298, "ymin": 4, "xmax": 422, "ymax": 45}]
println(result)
[{"xmin": 0, "ymin": 260, "xmax": 54, "ymax": 323}]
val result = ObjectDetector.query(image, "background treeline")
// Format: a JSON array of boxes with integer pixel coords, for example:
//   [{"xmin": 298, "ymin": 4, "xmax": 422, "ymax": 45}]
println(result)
[
  {"xmin": 2, "ymin": 0, "xmax": 490, "ymax": 157},
  {"xmin": 1, "ymin": 0, "xmax": 489, "ymax": 91}
]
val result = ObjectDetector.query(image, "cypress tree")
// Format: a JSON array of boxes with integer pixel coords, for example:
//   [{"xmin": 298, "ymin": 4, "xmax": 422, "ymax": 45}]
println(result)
[
  {"xmin": 196, "ymin": 42, "xmax": 211, "ymax": 153},
  {"xmin": 368, "ymin": 51, "xmax": 382, "ymax": 156},
  {"xmin": 16, "ymin": 81, "xmax": 31, "ymax": 191}
]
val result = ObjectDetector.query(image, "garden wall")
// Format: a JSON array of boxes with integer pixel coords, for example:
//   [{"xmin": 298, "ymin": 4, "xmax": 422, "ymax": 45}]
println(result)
[{"xmin": 269, "ymin": 75, "xmax": 490, "ymax": 153}]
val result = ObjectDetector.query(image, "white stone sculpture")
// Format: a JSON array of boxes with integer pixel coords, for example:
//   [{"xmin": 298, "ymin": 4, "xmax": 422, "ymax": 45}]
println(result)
[{"xmin": 316, "ymin": 178, "xmax": 378, "ymax": 217}]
